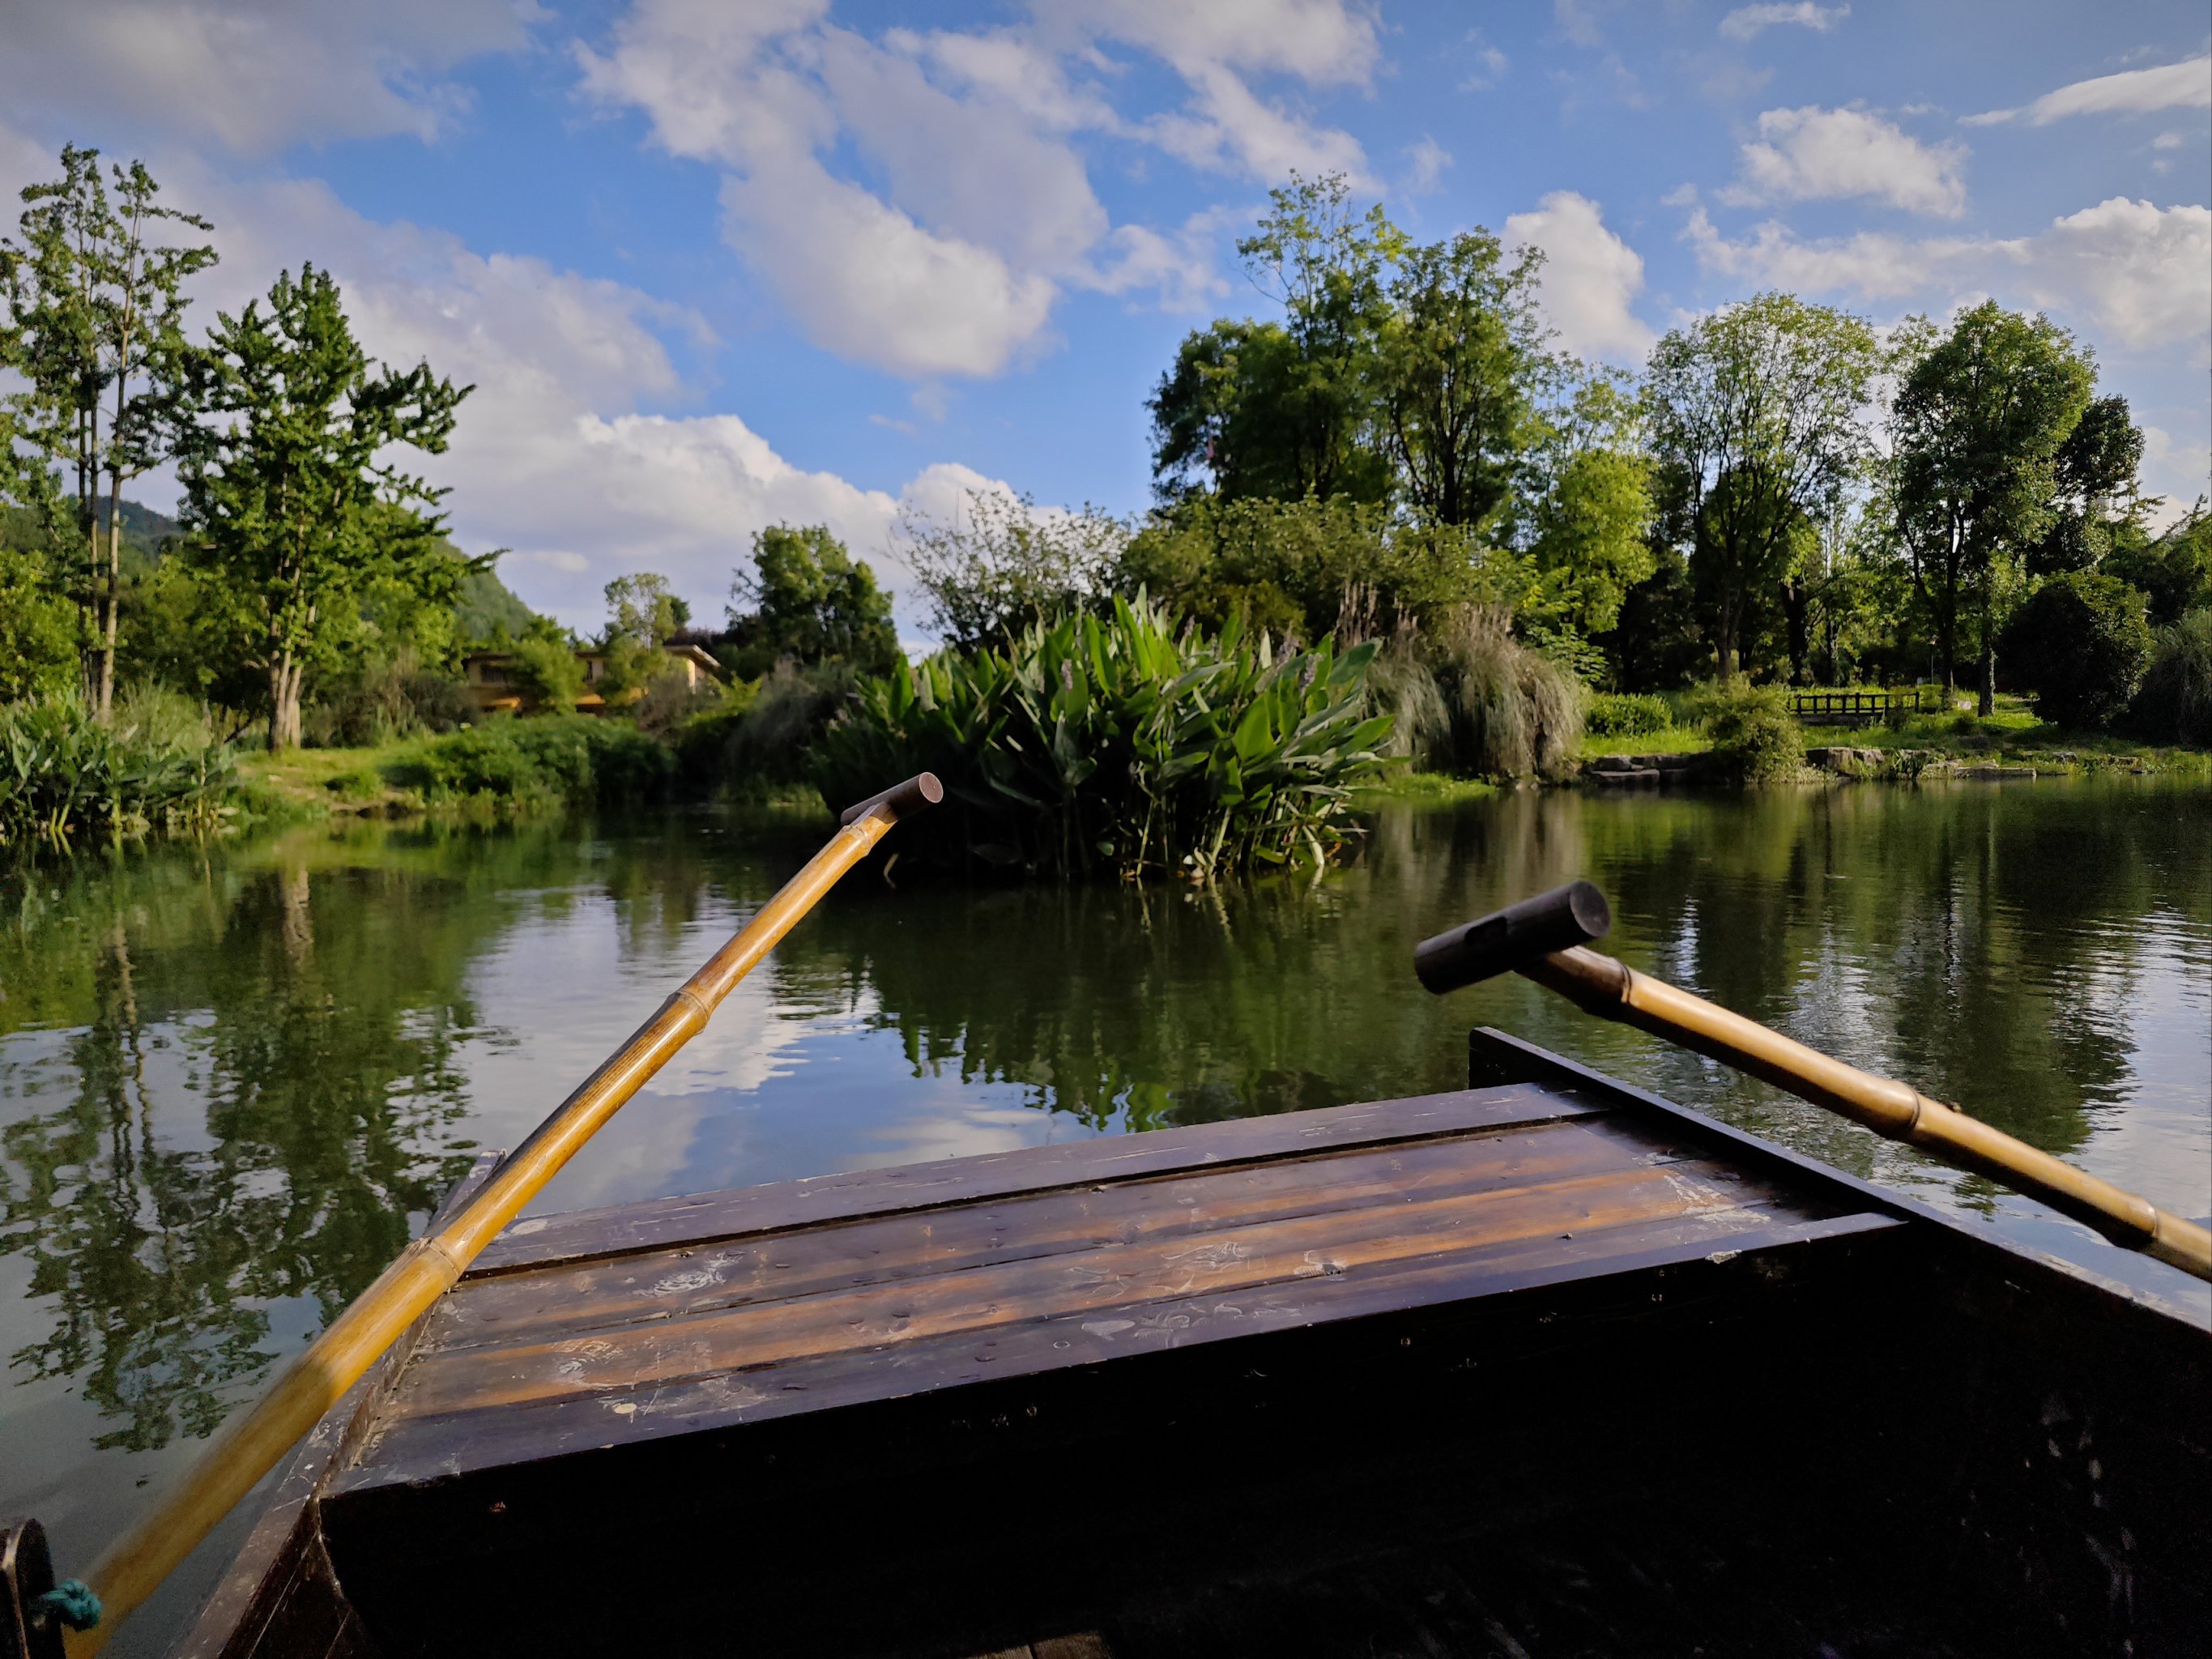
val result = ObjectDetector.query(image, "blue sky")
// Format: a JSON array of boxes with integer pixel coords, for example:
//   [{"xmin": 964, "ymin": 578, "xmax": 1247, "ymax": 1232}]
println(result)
[{"xmin": 3, "ymin": 1, "xmax": 2207, "ymax": 638}]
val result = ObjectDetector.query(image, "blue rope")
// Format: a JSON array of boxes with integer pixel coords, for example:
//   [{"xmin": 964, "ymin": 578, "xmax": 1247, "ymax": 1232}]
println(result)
[{"xmin": 40, "ymin": 1579, "xmax": 103, "ymax": 1631}]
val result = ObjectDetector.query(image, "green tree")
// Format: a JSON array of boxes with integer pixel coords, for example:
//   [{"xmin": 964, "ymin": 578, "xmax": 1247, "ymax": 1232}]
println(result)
[
  {"xmin": 727, "ymin": 525, "xmax": 899, "ymax": 675},
  {"xmin": 0, "ymin": 145, "xmax": 215, "ymax": 720},
  {"xmin": 594, "ymin": 571, "xmax": 688, "ymax": 702},
  {"xmin": 175, "ymin": 265, "xmax": 470, "ymax": 750},
  {"xmin": 1523, "ymin": 368, "xmax": 1655, "ymax": 640},
  {"xmin": 2001, "ymin": 569, "xmax": 2153, "ymax": 729},
  {"xmin": 901, "ymin": 490, "xmax": 1127, "ymax": 650},
  {"xmin": 0, "ymin": 543, "xmax": 79, "ymax": 699},
  {"xmin": 2028, "ymin": 394, "xmax": 2144, "ymax": 575},
  {"xmin": 1379, "ymin": 229, "xmax": 1548, "ymax": 530},
  {"xmin": 509, "ymin": 629, "xmax": 586, "ymax": 711},
  {"xmin": 1890, "ymin": 302, "xmax": 2095, "ymax": 714},
  {"xmin": 2105, "ymin": 500, "xmax": 2210, "ymax": 626},
  {"xmin": 1646, "ymin": 292, "xmax": 1881, "ymax": 678},
  {"xmin": 1148, "ymin": 174, "xmax": 1398, "ymax": 505}
]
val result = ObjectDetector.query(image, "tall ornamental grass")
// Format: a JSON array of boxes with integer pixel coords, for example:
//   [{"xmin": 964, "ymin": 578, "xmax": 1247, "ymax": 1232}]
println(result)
[
  {"xmin": 0, "ymin": 689, "xmax": 237, "ymax": 847},
  {"xmin": 811, "ymin": 597, "xmax": 1392, "ymax": 881},
  {"xmin": 1368, "ymin": 605, "xmax": 1585, "ymax": 779},
  {"xmin": 2130, "ymin": 608, "xmax": 2212, "ymax": 748}
]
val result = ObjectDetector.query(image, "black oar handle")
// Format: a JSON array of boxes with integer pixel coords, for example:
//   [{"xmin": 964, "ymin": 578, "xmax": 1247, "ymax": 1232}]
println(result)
[
  {"xmin": 1414, "ymin": 881, "xmax": 1613, "ymax": 994},
  {"xmin": 839, "ymin": 772, "xmax": 944, "ymax": 827}
]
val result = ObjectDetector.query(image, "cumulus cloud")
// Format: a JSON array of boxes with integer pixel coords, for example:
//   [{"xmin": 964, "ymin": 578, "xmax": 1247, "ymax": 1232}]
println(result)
[
  {"xmin": 1682, "ymin": 198, "xmax": 2212, "ymax": 354},
  {"xmin": 1718, "ymin": 3, "xmax": 1850, "ymax": 42},
  {"xmin": 575, "ymin": 0, "xmax": 1374, "ymax": 378},
  {"xmin": 1966, "ymin": 55, "xmax": 2211, "ymax": 126},
  {"xmin": 719, "ymin": 160, "xmax": 1059, "ymax": 380},
  {"xmin": 0, "ymin": 0, "xmax": 541, "ymax": 156},
  {"xmin": 1725, "ymin": 106, "xmax": 1967, "ymax": 216},
  {"xmin": 1504, "ymin": 190, "xmax": 1654, "ymax": 359}
]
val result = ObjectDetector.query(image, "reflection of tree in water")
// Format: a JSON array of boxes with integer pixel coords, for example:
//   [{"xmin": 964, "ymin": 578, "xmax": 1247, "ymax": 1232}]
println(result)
[
  {"xmin": 0, "ymin": 838, "xmax": 505, "ymax": 1452},
  {"xmin": 780, "ymin": 782, "xmax": 2209, "ymax": 1175}
]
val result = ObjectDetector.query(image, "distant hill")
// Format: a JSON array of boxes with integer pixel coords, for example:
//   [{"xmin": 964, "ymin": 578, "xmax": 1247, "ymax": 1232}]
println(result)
[
  {"xmin": 456, "ymin": 562, "xmax": 542, "ymax": 643},
  {"xmin": 2, "ymin": 497, "xmax": 180, "ymax": 576}
]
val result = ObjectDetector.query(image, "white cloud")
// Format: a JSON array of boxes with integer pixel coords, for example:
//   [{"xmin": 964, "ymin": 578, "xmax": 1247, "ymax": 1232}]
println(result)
[
  {"xmin": 1032, "ymin": 0, "xmax": 1382, "ymax": 86},
  {"xmin": 1681, "ymin": 198, "xmax": 2212, "ymax": 354},
  {"xmin": 2138, "ymin": 426, "xmax": 2211, "ymax": 524},
  {"xmin": 1718, "ymin": 3, "xmax": 1850, "ymax": 42},
  {"xmin": 1401, "ymin": 137, "xmax": 1452, "ymax": 194},
  {"xmin": 1504, "ymin": 190, "xmax": 1655, "ymax": 359},
  {"xmin": 1725, "ymin": 105, "xmax": 1967, "ymax": 216},
  {"xmin": 0, "ymin": 0, "xmax": 541, "ymax": 156},
  {"xmin": 1966, "ymin": 55, "xmax": 2211, "ymax": 126},
  {"xmin": 575, "ymin": 0, "xmax": 1370, "ymax": 378},
  {"xmin": 1144, "ymin": 61, "xmax": 1371, "ymax": 183},
  {"xmin": 1461, "ymin": 44, "xmax": 1509, "ymax": 93},
  {"xmin": 719, "ymin": 159, "xmax": 1059, "ymax": 380}
]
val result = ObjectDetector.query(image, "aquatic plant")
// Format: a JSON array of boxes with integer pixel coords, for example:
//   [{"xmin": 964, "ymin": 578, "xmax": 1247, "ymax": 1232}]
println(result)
[
  {"xmin": 810, "ymin": 596, "xmax": 1392, "ymax": 880},
  {"xmin": 0, "ymin": 689, "xmax": 237, "ymax": 848}
]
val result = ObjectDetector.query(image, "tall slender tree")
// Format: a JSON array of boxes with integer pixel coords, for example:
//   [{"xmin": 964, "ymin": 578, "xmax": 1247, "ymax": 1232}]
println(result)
[
  {"xmin": 1645, "ymin": 292, "xmax": 1880, "ymax": 677},
  {"xmin": 1, "ymin": 145, "xmax": 215, "ymax": 719},
  {"xmin": 177, "ymin": 264, "xmax": 469, "ymax": 750},
  {"xmin": 1890, "ymin": 301, "xmax": 2093, "ymax": 711}
]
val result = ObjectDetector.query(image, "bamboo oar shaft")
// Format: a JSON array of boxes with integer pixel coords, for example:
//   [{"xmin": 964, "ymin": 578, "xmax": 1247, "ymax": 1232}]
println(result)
[
  {"xmin": 1521, "ymin": 945, "xmax": 2212, "ymax": 1282},
  {"xmin": 70, "ymin": 776, "xmax": 940, "ymax": 1653}
]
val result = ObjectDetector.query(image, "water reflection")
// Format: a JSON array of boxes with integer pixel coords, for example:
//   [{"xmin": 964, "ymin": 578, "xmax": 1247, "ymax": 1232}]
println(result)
[{"xmin": 1, "ymin": 779, "xmax": 2206, "ymax": 1470}]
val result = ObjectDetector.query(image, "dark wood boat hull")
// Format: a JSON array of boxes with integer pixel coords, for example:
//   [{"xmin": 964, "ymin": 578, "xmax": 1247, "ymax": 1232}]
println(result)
[{"xmin": 172, "ymin": 1032, "xmax": 2210, "ymax": 1659}]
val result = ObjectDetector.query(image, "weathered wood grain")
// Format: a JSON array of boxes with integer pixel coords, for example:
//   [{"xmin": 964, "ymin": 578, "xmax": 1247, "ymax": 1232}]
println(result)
[
  {"xmin": 425, "ymin": 1119, "xmax": 1705, "ymax": 1356},
  {"xmin": 335, "ymin": 1209, "xmax": 1896, "ymax": 1492},
  {"xmin": 468, "ymin": 1085, "xmax": 1606, "ymax": 1274},
  {"xmin": 381, "ymin": 1153, "xmax": 1787, "ymax": 1423}
]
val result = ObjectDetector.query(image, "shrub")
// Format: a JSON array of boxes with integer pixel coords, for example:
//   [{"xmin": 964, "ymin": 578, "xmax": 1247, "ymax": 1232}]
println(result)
[
  {"xmin": 406, "ymin": 715, "xmax": 673, "ymax": 807},
  {"xmin": 809, "ymin": 596, "xmax": 1392, "ymax": 881},
  {"xmin": 2001, "ymin": 571, "xmax": 2154, "ymax": 731},
  {"xmin": 1691, "ymin": 680, "xmax": 1804, "ymax": 783},
  {"xmin": 0, "ymin": 691, "xmax": 236, "ymax": 847},
  {"xmin": 508, "ymin": 636, "xmax": 586, "ymax": 710},
  {"xmin": 0, "ymin": 545, "xmax": 79, "ymax": 702},
  {"xmin": 2130, "ymin": 608, "xmax": 2212, "ymax": 748},
  {"xmin": 1585, "ymin": 692, "xmax": 1671, "ymax": 740},
  {"xmin": 305, "ymin": 657, "xmax": 475, "ymax": 747},
  {"xmin": 1381, "ymin": 605, "xmax": 1584, "ymax": 779}
]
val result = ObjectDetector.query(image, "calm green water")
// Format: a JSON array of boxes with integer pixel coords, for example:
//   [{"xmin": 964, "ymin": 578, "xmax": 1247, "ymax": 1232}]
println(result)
[{"xmin": 4, "ymin": 778, "xmax": 2209, "ymax": 1648}]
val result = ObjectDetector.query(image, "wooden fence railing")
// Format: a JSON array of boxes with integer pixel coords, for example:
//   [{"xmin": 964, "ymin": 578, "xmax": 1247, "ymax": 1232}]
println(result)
[{"xmin": 1787, "ymin": 688, "xmax": 1943, "ymax": 726}]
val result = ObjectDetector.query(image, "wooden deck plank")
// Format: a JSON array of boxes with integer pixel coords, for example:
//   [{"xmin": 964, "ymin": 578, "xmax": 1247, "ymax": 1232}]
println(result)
[
  {"xmin": 423, "ymin": 1118, "xmax": 1705, "ymax": 1357},
  {"xmin": 469, "ymin": 1085, "xmax": 1605, "ymax": 1275},
  {"xmin": 379, "ymin": 1151, "xmax": 1796, "ymax": 1423},
  {"xmin": 335, "ymin": 1209, "xmax": 1899, "ymax": 1493}
]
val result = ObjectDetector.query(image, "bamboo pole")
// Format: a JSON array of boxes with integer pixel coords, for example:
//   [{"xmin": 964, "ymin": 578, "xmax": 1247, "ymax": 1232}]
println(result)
[
  {"xmin": 1416, "ymin": 882, "xmax": 2212, "ymax": 1285},
  {"xmin": 67, "ymin": 774, "xmax": 942, "ymax": 1653}
]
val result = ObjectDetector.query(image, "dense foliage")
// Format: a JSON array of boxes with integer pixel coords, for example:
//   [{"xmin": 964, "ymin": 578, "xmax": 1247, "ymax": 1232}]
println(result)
[
  {"xmin": 2001, "ymin": 572, "xmax": 2154, "ymax": 730},
  {"xmin": 0, "ymin": 689, "xmax": 234, "ymax": 847},
  {"xmin": 1585, "ymin": 692, "xmax": 1672, "ymax": 739},
  {"xmin": 1693, "ymin": 680, "xmax": 1805, "ymax": 784},
  {"xmin": 400, "ymin": 715, "xmax": 674, "ymax": 808},
  {"xmin": 2131, "ymin": 610, "xmax": 2212, "ymax": 748},
  {"xmin": 811, "ymin": 597, "xmax": 1392, "ymax": 880}
]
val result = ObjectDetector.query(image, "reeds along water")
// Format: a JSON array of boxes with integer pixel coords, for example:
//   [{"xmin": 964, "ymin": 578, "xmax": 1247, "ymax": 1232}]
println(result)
[{"xmin": 1363, "ymin": 603, "xmax": 1586, "ymax": 780}]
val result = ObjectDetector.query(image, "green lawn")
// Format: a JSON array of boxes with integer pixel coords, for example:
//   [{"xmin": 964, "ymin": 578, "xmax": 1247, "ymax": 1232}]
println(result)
[{"xmin": 237, "ymin": 736, "xmax": 435, "ymax": 814}]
